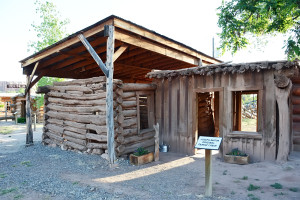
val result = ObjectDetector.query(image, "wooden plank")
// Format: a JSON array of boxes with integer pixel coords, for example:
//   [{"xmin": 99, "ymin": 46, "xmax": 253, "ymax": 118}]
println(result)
[
  {"xmin": 105, "ymin": 25, "xmax": 116, "ymax": 165},
  {"xmin": 21, "ymin": 19, "xmax": 113, "ymax": 67},
  {"xmin": 205, "ymin": 149, "xmax": 212, "ymax": 197},
  {"xmin": 113, "ymin": 44, "xmax": 129, "ymax": 62},
  {"xmin": 114, "ymin": 30, "xmax": 199, "ymax": 66},
  {"xmin": 113, "ymin": 18, "xmax": 220, "ymax": 64},
  {"xmin": 154, "ymin": 123, "xmax": 159, "ymax": 161},
  {"xmin": 25, "ymin": 62, "xmax": 39, "ymax": 94},
  {"xmin": 78, "ymin": 34, "xmax": 109, "ymax": 76}
]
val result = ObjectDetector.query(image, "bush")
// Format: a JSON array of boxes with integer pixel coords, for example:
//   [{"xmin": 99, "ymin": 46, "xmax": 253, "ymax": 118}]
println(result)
[
  {"xmin": 226, "ymin": 148, "xmax": 247, "ymax": 156},
  {"xmin": 17, "ymin": 117, "xmax": 26, "ymax": 123},
  {"xmin": 133, "ymin": 147, "xmax": 149, "ymax": 156}
]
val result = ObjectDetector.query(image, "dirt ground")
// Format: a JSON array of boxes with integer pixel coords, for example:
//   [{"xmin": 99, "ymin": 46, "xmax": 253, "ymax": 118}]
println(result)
[{"xmin": 1, "ymin": 121, "xmax": 300, "ymax": 200}]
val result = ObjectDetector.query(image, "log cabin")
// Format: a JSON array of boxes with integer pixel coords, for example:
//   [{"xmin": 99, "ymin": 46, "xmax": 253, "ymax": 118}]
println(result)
[
  {"xmin": 21, "ymin": 15, "xmax": 299, "ymax": 163},
  {"xmin": 20, "ymin": 15, "xmax": 220, "ymax": 163}
]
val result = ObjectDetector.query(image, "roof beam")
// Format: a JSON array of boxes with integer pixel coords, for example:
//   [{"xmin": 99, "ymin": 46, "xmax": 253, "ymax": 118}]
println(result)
[
  {"xmin": 21, "ymin": 19, "xmax": 113, "ymax": 67},
  {"xmin": 113, "ymin": 44, "xmax": 129, "ymax": 62},
  {"xmin": 78, "ymin": 34, "xmax": 109, "ymax": 76},
  {"xmin": 114, "ymin": 29, "xmax": 199, "ymax": 66}
]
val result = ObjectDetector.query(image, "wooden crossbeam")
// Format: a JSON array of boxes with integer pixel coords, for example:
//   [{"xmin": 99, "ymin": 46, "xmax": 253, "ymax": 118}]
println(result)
[
  {"xmin": 78, "ymin": 34, "xmax": 109, "ymax": 77},
  {"xmin": 114, "ymin": 30, "xmax": 200, "ymax": 66},
  {"xmin": 113, "ymin": 44, "xmax": 129, "ymax": 62},
  {"xmin": 25, "ymin": 62, "xmax": 39, "ymax": 95}
]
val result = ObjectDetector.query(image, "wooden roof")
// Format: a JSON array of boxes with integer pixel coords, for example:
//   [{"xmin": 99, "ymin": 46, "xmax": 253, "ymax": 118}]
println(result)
[
  {"xmin": 147, "ymin": 60, "xmax": 300, "ymax": 79},
  {"xmin": 20, "ymin": 15, "xmax": 221, "ymax": 83}
]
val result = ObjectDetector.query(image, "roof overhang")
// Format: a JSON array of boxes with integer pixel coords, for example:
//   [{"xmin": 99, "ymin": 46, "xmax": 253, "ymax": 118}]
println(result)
[{"xmin": 20, "ymin": 15, "xmax": 222, "ymax": 82}]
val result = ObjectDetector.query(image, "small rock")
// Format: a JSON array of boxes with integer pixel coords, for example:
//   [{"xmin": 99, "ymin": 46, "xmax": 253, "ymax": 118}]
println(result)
[
  {"xmin": 92, "ymin": 149, "xmax": 104, "ymax": 155},
  {"xmin": 101, "ymin": 153, "xmax": 109, "ymax": 161}
]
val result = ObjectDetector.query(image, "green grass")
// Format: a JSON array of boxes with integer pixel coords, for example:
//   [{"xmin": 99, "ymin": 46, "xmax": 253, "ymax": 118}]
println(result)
[
  {"xmin": 247, "ymin": 194, "xmax": 260, "ymax": 200},
  {"xmin": 233, "ymin": 180, "xmax": 241, "ymax": 183},
  {"xmin": 241, "ymin": 118, "xmax": 257, "ymax": 132},
  {"xmin": 0, "ymin": 173, "xmax": 6, "ymax": 178},
  {"xmin": 14, "ymin": 194, "xmax": 24, "ymax": 199},
  {"xmin": 21, "ymin": 161, "xmax": 32, "ymax": 167},
  {"xmin": 0, "ymin": 188, "xmax": 17, "ymax": 196},
  {"xmin": 231, "ymin": 191, "xmax": 235, "ymax": 195},
  {"xmin": 247, "ymin": 184, "xmax": 260, "ymax": 191},
  {"xmin": 223, "ymin": 170, "xmax": 228, "ymax": 175},
  {"xmin": 72, "ymin": 181, "xmax": 79, "ymax": 185},
  {"xmin": 270, "ymin": 183, "xmax": 282, "ymax": 189},
  {"xmin": 242, "ymin": 176, "xmax": 248, "ymax": 180},
  {"xmin": 289, "ymin": 188, "xmax": 299, "ymax": 192},
  {"xmin": 0, "ymin": 126, "xmax": 14, "ymax": 135}
]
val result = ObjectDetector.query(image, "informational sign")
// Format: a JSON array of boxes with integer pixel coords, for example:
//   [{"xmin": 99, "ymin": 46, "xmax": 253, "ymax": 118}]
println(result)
[
  {"xmin": 195, "ymin": 136, "xmax": 222, "ymax": 150},
  {"xmin": 7, "ymin": 84, "xmax": 26, "ymax": 88}
]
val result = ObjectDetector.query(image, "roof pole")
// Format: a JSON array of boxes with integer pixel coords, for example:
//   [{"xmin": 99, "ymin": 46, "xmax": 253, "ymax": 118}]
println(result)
[{"xmin": 26, "ymin": 75, "xmax": 33, "ymax": 146}]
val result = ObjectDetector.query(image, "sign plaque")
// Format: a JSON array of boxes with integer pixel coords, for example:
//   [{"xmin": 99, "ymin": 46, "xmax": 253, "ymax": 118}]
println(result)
[{"xmin": 195, "ymin": 136, "xmax": 222, "ymax": 150}]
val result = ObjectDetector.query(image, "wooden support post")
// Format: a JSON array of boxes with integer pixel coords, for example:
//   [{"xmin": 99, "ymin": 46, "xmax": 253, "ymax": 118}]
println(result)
[
  {"xmin": 26, "ymin": 75, "xmax": 33, "ymax": 146},
  {"xmin": 105, "ymin": 25, "xmax": 116, "ymax": 165},
  {"xmin": 275, "ymin": 76, "xmax": 292, "ymax": 162},
  {"xmin": 34, "ymin": 113, "xmax": 36, "ymax": 131},
  {"xmin": 154, "ymin": 123, "xmax": 159, "ymax": 161},
  {"xmin": 205, "ymin": 149, "xmax": 212, "ymax": 196},
  {"xmin": 5, "ymin": 103, "xmax": 7, "ymax": 122},
  {"xmin": 15, "ymin": 113, "xmax": 17, "ymax": 125},
  {"xmin": 25, "ymin": 62, "xmax": 39, "ymax": 95}
]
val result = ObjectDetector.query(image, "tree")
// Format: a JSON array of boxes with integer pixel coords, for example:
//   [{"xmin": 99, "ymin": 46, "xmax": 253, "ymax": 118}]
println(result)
[
  {"xmin": 28, "ymin": 0, "xmax": 69, "ymax": 107},
  {"xmin": 217, "ymin": 0, "xmax": 300, "ymax": 60}
]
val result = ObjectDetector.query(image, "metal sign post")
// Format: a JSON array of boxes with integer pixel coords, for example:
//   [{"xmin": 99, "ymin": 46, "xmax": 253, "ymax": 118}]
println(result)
[{"xmin": 195, "ymin": 136, "xmax": 222, "ymax": 197}]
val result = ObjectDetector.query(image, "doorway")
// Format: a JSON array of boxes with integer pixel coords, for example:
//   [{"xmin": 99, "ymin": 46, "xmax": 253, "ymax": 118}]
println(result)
[{"xmin": 197, "ymin": 92, "xmax": 219, "ymax": 137}]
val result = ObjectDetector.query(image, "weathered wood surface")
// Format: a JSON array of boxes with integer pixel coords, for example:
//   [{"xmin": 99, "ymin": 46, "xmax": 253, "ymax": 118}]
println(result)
[
  {"xmin": 86, "ymin": 133, "xmax": 107, "ymax": 142},
  {"xmin": 105, "ymin": 25, "xmax": 116, "ymax": 165},
  {"xmin": 87, "ymin": 142, "xmax": 107, "ymax": 149},
  {"xmin": 154, "ymin": 123, "xmax": 159, "ymax": 161},
  {"xmin": 275, "ymin": 80, "xmax": 292, "ymax": 162},
  {"xmin": 47, "ymin": 92, "xmax": 106, "ymax": 100},
  {"xmin": 122, "ymin": 83, "xmax": 157, "ymax": 91},
  {"xmin": 26, "ymin": 75, "xmax": 33, "ymax": 145},
  {"xmin": 47, "ymin": 104, "xmax": 106, "ymax": 113},
  {"xmin": 64, "ymin": 130, "xmax": 86, "ymax": 140},
  {"xmin": 47, "ymin": 111, "xmax": 106, "ymax": 125},
  {"xmin": 48, "ymin": 97, "xmax": 106, "ymax": 105},
  {"xmin": 64, "ymin": 135, "xmax": 86, "ymax": 146},
  {"xmin": 64, "ymin": 141, "xmax": 87, "ymax": 151}
]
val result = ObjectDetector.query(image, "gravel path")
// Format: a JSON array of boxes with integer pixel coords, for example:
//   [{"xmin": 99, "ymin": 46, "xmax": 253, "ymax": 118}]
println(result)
[{"xmin": 1, "ymin": 122, "xmax": 300, "ymax": 200}]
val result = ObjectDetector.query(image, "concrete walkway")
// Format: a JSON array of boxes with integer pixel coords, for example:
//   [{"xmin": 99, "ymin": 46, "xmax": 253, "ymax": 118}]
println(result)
[{"xmin": 0, "ymin": 121, "xmax": 43, "ymax": 153}]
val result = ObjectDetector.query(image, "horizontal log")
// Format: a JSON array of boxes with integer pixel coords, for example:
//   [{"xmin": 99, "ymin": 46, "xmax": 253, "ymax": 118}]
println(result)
[
  {"xmin": 54, "ymin": 76, "xmax": 106, "ymax": 86},
  {"xmin": 115, "ymin": 126, "xmax": 123, "ymax": 134},
  {"xmin": 115, "ymin": 88, "xmax": 123, "ymax": 96},
  {"xmin": 47, "ymin": 92, "xmax": 106, "ymax": 100},
  {"xmin": 116, "ymin": 144, "xmax": 125, "ymax": 153},
  {"xmin": 64, "ymin": 130, "xmax": 86, "ymax": 140},
  {"xmin": 122, "ymin": 92, "xmax": 136, "ymax": 99},
  {"xmin": 64, "ymin": 141, "xmax": 87, "ymax": 151},
  {"xmin": 123, "ymin": 118, "xmax": 137, "ymax": 128},
  {"xmin": 64, "ymin": 135, "xmax": 86, "ymax": 146},
  {"xmin": 66, "ymin": 91, "xmax": 83, "ymax": 95},
  {"xmin": 116, "ymin": 136, "xmax": 124, "ymax": 143},
  {"xmin": 64, "ymin": 120, "xmax": 86, "ymax": 129},
  {"xmin": 123, "ymin": 110, "xmax": 137, "ymax": 117},
  {"xmin": 123, "ymin": 97, "xmax": 136, "ymax": 101},
  {"xmin": 47, "ymin": 118, "xmax": 64, "ymax": 126},
  {"xmin": 87, "ymin": 83, "xmax": 105, "ymax": 90},
  {"xmin": 123, "ymin": 130, "xmax": 155, "ymax": 145},
  {"xmin": 48, "ymin": 104, "xmax": 106, "ymax": 113},
  {"xmin": 45, "ymin": 131, "xmax": 64, "ymax": 142},
  {"xmin": 64, "ymin": 126, "xmax": 86, "ymax": 135},
  {"xmin": 122, "ymin": 138, "xmax": 154, "ymax": 155},
  {"xmin": 51, "ymin": 86, "xmax": 93, "ymax": 93},
  {"xmin": 293, "ymin": 115, "xmax": 300, "ymax": 122},
  {"xmin": 122, "ymin": 83, "xmax": 157, "ymax": 91},
  {"xmin": 115, "ymin": 105, "xmax": 122, "ymax": 113},
  {"xmin": 48, "ymin": 97, "xmax": 106, "ymax": 106},
  {"xmin": 122, "ymin": 101, "xmax": 137, "ymax": 108},
  {"xmin": 86, "ymin": 124, "xmax": 107, "ymax": 134},
  {"xmin": 46, "ymin": 124, "xmax": 64, "ymax": 135},
  {"xmin": 47, "ymin": 111, "xmax": 106, "ymax": 125},
  {"xmin": 116, "ymin": 96, "xmax": 123, "ymax": 104},
  {"xmin": 292, "ymin": 87, "xmax": 300, "ymax": 96},
  {"xmin": 43, "ymin": 138, "xmax": 62, "ymax": 146},
  {"xmin": 123, "ymin": 128, "xmax": 138, "ymax": 136},
  {"xmin": 87, "ymin": 142, "xmax": 107, "ymax": 149},
  {"xmin": 86, "ymin": 133, "xmax": 107, "ymax": 142}
]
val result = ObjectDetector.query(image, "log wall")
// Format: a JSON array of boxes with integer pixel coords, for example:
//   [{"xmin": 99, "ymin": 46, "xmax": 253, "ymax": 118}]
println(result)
[
  {"xmin": 41, "ymin": 76, "xmax": 156, "ymax": 157},
  {"xmin": 155, "ymin": 70, "xmax": 278, "ymax": 161}
]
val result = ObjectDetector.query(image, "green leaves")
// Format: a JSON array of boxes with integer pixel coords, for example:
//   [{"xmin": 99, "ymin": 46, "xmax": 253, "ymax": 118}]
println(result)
[
  {"xmin": 28, "ymin": 0, "xmax": 70, "ymax": 53},
  {"xmin": 217, "ymin": 0, "xmax": 300, "ymax": 60}
]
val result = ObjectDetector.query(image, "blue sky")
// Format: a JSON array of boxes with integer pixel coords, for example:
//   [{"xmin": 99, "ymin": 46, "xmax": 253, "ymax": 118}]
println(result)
[{"xmin": 0, "ymin": 0, "xmax": 287, "ymax": 82}]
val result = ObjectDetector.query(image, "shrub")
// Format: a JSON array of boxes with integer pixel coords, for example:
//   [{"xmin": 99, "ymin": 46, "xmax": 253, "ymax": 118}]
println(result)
[
  {"xmin": 17, "ymin": 117, "xmax": 26, "ymax": 123},
  {"xmin": 247, "ymin": 184, "xmax": 260, "ymax": 191},
  {"xmin": 133, "ymin": 147, "xmax": 149, "ymax": 156},
  {"xmin": 270, "ymin": 183, "xmax": 282, "ymax": 189},
  {"xmin": 226, "ymin": 148, "xmax": 247, "ymax": 156}
]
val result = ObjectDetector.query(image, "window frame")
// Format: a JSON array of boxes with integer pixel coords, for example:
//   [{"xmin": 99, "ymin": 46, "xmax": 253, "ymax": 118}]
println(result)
[{"xmin": 136, "ymin": 91, "xmax": 155, "ymax": 134}]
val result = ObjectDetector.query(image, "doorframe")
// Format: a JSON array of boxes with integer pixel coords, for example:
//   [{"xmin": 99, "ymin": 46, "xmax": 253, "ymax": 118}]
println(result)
[{"xmin": 193, "ymin": 87, "xmax": 224, "ymax": 155}]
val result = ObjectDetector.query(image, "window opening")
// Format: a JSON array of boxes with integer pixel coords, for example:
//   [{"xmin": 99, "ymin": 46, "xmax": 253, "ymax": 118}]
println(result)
[
  {"xmin": 233, "ymin": 91, "xmax": 258, "ymax": 132},
  {"xmin": 139, "ymin": 95, "xmax": 149, "ymax": 130}
]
